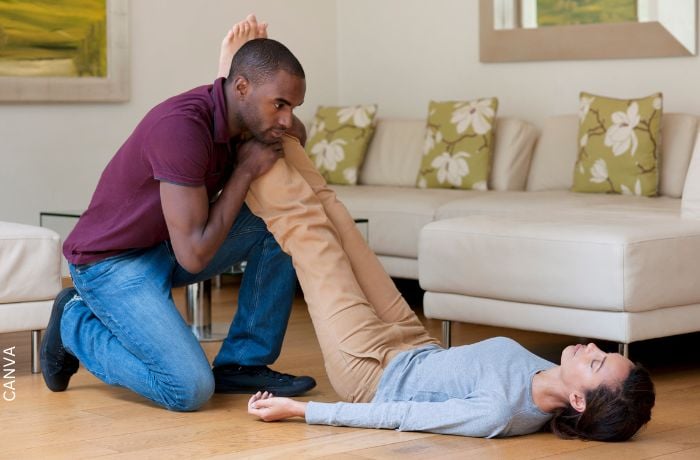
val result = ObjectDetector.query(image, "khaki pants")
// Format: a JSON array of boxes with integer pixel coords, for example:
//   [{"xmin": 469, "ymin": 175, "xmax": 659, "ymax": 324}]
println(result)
[{"xmin": 245, "ymin": 135, "xmax": 439, "ymax": 402}]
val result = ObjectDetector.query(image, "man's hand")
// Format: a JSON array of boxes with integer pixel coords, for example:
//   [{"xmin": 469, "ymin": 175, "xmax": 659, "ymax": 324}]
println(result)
[
  {"xmin": 247, "ymin": 391, "xmax": 307, "ymax": 422},
  {"xmin": 235, "ymin": 139, "xmax": 284, "ymax": 180}
]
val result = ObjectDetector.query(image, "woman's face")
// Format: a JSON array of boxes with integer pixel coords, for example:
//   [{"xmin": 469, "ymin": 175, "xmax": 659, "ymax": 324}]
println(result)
[{"xmin": 560, "ymin": 343, "xmax": 633, "ymax": 396}]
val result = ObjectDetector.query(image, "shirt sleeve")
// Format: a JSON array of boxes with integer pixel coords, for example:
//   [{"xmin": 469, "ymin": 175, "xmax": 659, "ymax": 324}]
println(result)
[
  {"xmin": 305, "ymin": 391, "xmax": 513, "ymax": 438},
  {"xmin": 145, "ymin": 115, "xmax": 213, "ymax": 186}
]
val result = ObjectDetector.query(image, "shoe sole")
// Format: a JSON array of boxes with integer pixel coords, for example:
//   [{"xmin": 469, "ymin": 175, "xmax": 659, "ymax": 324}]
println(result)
[
  {"xmin": 214, "ymin": 379, "xmax": 317, "ymax": 397},
  {"xmin": 40, "ymin": 287, "xmax": 79, "ymax": 392},
  {"xmin": 214, "ymin": 385, "xmax": 316, "ymax": 397}
]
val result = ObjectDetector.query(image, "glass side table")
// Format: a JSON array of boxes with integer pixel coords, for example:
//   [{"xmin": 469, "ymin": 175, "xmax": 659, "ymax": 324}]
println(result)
[
  {"xmin": 354, "ymin": 218, "xmax": 369, "ymax": 242},
  {"xmin": 38, "ymin": 209, "xmax": 226, "ymax": 342},
  {"xmin": 39, "ymin": 210, "xmax": 82, "ymax": 277}
]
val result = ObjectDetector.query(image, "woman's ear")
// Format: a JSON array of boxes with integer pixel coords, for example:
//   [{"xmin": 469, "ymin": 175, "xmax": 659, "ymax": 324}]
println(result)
[{"xmin": 569, "ymin": 391, "xmax": 586, "ymax": 413}]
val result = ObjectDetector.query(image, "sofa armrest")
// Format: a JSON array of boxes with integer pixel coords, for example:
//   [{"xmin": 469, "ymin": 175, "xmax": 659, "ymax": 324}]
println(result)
[{"xmin": 682, "ymin": 132, "xmax": 700, "ymax": 218}]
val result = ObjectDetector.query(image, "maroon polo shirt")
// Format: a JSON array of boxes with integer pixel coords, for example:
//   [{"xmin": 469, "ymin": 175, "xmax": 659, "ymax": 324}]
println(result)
[{"xmin": 64, "ymin": 78, "xmax": 235, "ymax": 265}]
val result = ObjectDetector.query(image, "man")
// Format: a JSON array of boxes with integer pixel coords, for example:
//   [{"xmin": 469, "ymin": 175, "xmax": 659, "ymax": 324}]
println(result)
[{"xmin": 40, "ymin": 38, "xmax": 315, "ymax": 411}]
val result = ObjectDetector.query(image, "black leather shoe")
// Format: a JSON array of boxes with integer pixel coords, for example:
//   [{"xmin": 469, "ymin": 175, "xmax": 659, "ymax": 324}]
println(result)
[
  {"xmin": 213, "ymin": 365, "xmax": 316, "ymax": 397},
  {"xmin": 41, "ymin": 287, "xmax": 80, "ymax": 392}
]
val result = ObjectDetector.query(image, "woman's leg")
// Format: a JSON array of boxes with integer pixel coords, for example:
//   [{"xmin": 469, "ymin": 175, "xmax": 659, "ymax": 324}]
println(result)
[
  {"xmin": 216, "ymin": 25, "xmax": 428, "ymax": 332},
  {"xmin": 217, "ymin": 14, "xmax": 267, "ymax": 78},
  {"xmin": 281, "ymin": 134, "xmax": 434, "ymax": 334},
  {"xmin": 215, "ymin": 21, "xmax": 420, "ymax": 325},
  {"xmin": 246, "ymin": 158, "xmax": 436, "ymax": 402}
]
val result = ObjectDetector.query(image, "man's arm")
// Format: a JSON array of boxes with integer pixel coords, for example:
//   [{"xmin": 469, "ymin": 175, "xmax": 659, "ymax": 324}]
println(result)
[{"xmin": 161, "ymin": 139, "xmax": 283, "ymax": 273}]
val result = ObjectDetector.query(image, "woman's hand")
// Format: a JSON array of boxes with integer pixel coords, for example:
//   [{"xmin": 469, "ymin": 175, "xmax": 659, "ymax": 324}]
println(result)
[{"xmin": 247, "ymin": 391, "xmax": 307, "ymax": 422}]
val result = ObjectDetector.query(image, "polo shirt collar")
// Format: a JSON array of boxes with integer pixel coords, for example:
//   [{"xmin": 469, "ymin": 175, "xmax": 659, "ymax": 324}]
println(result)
[{"xmin": 212, "ymin": 77, "xmax": 231, "ymax": 144}]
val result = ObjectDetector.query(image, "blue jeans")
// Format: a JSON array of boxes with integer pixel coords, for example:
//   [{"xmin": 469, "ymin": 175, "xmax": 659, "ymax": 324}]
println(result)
[{"xmin": 61, "ymin": 205, "xmax": 296, "ymax": 411}]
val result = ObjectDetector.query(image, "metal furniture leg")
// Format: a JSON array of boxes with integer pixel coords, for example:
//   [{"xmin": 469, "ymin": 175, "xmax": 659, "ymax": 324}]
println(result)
[
  {"xmin": 618, "ymin": 342, "xmax": 629, "ymax": 358},
  {"xmin": 31, "ymin": 330, "xmax": 41, "ymax": 374},
  {"xmin": 186, "ymin": 279, "xmax": 226, "ymax": 342},
  {"xmin": 442, "ymin": 320, "xmax": 452, "ymax": 348}
]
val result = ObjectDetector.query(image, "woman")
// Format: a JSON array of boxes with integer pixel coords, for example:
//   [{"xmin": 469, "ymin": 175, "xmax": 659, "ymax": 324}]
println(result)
[{"xmin": 221, "ymin": 16, "xmax": 655, "ymax": 441}]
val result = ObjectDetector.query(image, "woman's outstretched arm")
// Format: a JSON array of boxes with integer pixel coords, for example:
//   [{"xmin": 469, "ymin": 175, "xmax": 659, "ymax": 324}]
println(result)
[
  {"xmin": 248, "ymin": 390, "xmax": 517, "ymax": 438},
  {"xmin": 248, "ymin": 391, "xmax": 307, "ymax": 421}
]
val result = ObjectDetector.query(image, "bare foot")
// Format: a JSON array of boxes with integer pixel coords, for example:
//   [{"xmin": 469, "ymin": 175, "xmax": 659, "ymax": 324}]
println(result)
[{"xmin": 217, "ymin": 14, "xmax": 268, "ymax": 78}]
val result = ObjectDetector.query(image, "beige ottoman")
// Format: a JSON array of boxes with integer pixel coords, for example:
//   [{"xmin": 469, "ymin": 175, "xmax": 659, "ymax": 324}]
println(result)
[
  {"xmin": 419, "ymin": 213, "xmax": 700, "ymax": 356},
  {"xmin": 0, "ymin": 221, "xmax": 62, "ymax": 373}
]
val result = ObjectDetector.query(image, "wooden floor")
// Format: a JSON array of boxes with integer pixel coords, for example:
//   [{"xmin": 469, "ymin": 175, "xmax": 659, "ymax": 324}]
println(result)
[{"xmin": 2, "ymin": 277, "xmax": 699, "ymax": 459}]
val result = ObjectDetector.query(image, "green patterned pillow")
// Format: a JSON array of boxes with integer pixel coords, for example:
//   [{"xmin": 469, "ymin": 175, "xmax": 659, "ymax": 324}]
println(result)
[
  {"xmin": 305, "ymin": 105, "xmax": 377, "ymax": 185},
  {"xmin": 573, "ymin": 92, "xmax": 662, "ymax": 196},
  {"xmin": 416, "ymin": 98, "xmax": 499, "ymax": 190}
]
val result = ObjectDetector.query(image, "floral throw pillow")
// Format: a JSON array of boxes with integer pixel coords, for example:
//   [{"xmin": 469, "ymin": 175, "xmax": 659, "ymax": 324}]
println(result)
[
  {"xmin": 573, "ymin": 92, "xmax": 662, "ymax": 196},
  {"xmin": 305, "ymin": 105, "xmax": 377, "ymax": 185},
  {"xmin": 416, "ymin": 98, "xmax": 499, "ymax": 190}
]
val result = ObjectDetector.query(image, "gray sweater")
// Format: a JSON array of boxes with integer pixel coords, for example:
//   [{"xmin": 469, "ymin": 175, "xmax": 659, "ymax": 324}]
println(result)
[{"xmin": 305, "ymin": 337, "xmax": 555, "ymax": 438}]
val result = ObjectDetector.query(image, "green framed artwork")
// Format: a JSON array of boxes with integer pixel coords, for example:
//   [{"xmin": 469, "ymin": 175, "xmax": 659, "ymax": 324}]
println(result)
[
  {"xmin": 0, "ymin": 0, "xmax": 129, "ymax": 101},
  {"xmin": 536, "ymin": 0, "xmax": 637, "ymax": 27}
]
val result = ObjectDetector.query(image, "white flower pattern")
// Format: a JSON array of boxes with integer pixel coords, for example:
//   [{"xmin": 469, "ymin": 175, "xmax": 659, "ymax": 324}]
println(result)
[
  {"xmin": 450, "ymin": 100, "xmax": 494, "ymax": 135},
  {"xmin": 308, "ymin": 119, "xmax": 325, "ymax": 140},
  {"xmin": 580, "ymin": 133, "xmax": 588, "ymax": 148},
  {"xmin": 472, "ymin": 180, "xmax": 487, "ymax": 191},
  {"xmin": 337, "ymin": 105, "xmax": 376, "ymax": 128},
  {"xmin": 589, "ymin": 158, "xmax": 609, "ymax": 184},
  {"xmin": 604, "ymin": 102, "xmax": 640, "ymax": 156},
  {"xmin": 311, "ymin": 138, "xmax": 347, "ymax": 171},
  {"xmin": 579, "ymin": 96, "xmax": 595, "ymax": 120},
  {"xmin": 423, "ymin": 129, "xmax": 435, "ymax": 156},
  {"xmin": 431, "ymin": 151, "xmax": 471, "ymax": 187},
  {"xmin": 621, "ymin": 179, "xmax": 643, "ymax": 196},
  {"xmin": 343, "ymin": 167, "xmax": 357, "ymax": 184}
]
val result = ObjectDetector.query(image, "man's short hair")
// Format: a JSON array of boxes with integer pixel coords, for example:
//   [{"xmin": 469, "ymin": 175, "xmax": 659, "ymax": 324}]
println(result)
[{"xmin": 228, "ymin": 38, "xmax": 305, "ymax": 85}]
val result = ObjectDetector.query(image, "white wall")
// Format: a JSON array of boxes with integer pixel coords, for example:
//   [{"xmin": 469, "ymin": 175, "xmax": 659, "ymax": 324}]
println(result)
[
  {"xmin": 0, "ymin": 0, "xmax": 338, "ymax": 225},
  {"xmin": 3, "ymin": 0, "xmax": 700, "ymax": 226},
  {"xmin": 336, "ymin": 0, "xmax": 700, "ymax": 124}
]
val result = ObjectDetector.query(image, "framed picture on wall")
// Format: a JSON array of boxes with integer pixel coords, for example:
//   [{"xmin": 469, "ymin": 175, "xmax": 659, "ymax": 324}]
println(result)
[{"xmin": 0, "ymin": 0, "xmax": 129, "ymax": 102}]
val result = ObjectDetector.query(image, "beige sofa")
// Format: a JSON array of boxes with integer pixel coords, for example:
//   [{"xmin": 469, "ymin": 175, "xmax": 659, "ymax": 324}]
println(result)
[
  {"xmin": 0, "ymin": 222, "xmax": 62, "ymax": 372},
  {"xmin": 333, "ymin": 114, "xmax": 700, "ymax": 354},
  {"xmin": 331, "ymin": 117, "xmax": 540, "ymax": 279}
]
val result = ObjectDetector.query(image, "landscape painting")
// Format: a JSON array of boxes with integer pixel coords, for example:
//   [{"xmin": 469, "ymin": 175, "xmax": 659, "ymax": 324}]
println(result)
[
  {"xmin": 537, "ymin": 0, "xmax": 637, "ymax": 27},
  {"xmin": 0, "ymin": 0, "xmax": 107, "ymax": 78}
]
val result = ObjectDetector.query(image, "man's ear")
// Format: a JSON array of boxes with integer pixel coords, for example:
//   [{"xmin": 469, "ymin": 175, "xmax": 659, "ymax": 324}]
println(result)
[
  {"xmin": 569, "ymin": 391, "xmax": 586, "ymax": 413},
  {"xmin": 233, "ymin": 76, "xmax": 249, "ymax": 98}
]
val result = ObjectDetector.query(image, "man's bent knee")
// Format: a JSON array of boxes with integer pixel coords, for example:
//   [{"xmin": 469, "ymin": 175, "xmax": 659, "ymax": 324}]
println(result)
[{"xmin": 162, "ymin": 368, "xmax": 215, "ymax": 412}]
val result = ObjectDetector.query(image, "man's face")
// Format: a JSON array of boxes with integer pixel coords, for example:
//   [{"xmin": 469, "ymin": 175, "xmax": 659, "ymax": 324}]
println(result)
[{"xmin": 238, "ymin": 70, "xmax": 305, "ymax": 144}]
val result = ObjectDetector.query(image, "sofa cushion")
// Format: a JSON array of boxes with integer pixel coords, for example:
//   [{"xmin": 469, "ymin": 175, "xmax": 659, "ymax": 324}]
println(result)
[
  {"xmin": 436, "ymin": 190, "xmax": 680, "ymax": 221},
  {"xmin": 0, "ymin": 222, "xmax": 62, "ymax": 304},
  {"xmin": 528, "ymin": 112, "xmax": 696, "ymax": 197},
  {"xmin": 331, "ymin": 185, "xmax": 468, "ymax": 258},
  {"xmin": 682, "ymin": 132, "xmax": 700, "ymax": 218},
  {"xmin": 359, "ymin": 119, "xmax": 426, "ymax": 187},
  {"xmin": 360, "ymin": 117, "xmax": 537, "ymax": 191},
  {"xmin": 662, "ymin": 113, "xmax": 698, "ymax": 198},
  {"xmin": 306, "ymin": 105, "xmax": 377, "ymax": 185},
  {"xmin": 573, "ymin": 92, "xmax": 662, "ymax": 196},
  {"xmin": 419, "ymin": 213, "xmax": 700, "ymax": 313},
  {"xmin": 526, "ymin": 114, "xmax": 579, "ymax": 192},
  {"xmin": 416, "ymin": 98, "xmax": 498, "ymax": 190},
  {"xmin": 490, "ymin": 117, "xmax": 539, "ymax": 191}
]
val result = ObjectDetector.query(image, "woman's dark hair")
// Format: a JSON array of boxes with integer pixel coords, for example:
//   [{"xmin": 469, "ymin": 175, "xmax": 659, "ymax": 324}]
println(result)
[{"xmin": 549, "ymin": 364, "xmax": 655, "ymax": 442}]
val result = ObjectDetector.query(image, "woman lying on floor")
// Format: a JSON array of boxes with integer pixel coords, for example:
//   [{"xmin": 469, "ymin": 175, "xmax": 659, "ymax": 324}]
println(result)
[{"xmin": 221, "ymin": 15, "xmax": 655, "ymax": 441}]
